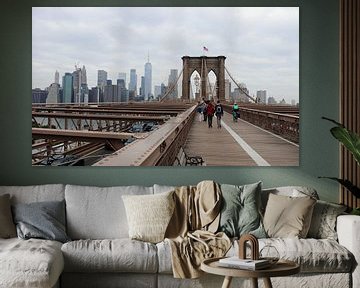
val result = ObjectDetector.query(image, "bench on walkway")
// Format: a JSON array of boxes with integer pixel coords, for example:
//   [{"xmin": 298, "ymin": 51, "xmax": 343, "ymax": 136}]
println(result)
[{"xmin": 174, "ymin": 147, "xmax": 205, "ymax": 166}]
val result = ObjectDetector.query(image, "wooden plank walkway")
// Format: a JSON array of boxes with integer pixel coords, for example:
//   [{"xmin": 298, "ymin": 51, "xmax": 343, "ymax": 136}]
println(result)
[{"xmin": 183, "ymin": 112, "xmax": 299, "ymax": 166}]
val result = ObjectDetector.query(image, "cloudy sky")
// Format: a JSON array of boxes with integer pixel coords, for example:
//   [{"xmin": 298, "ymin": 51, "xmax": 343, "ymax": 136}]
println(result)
[{"xmin": 32, "ymin": 7, "xmax": 299, "ymax": 102}]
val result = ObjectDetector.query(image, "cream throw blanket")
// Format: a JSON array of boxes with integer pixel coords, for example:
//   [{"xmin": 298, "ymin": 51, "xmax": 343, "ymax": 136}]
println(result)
[{"xmin": 165, "ymin": 181, "xmax": 231, "ymax": 278}]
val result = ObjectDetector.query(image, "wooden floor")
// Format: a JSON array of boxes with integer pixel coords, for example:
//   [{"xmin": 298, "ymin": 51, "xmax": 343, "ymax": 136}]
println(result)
[{"xmin": 183, "ymin": 112, "xmax": 299, "ymax": 166}]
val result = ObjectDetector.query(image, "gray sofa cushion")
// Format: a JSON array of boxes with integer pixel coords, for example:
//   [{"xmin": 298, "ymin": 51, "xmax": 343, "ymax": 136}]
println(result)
[
  {"xmin": 0, "ymin": 184, "xmax": 65, "ymax": 204},
  {"xmin": 0, "ymin": 238, "xmax": 64, "ymax": 288},
  {"xmin": 61, "ymin": 239, "xmax": 158, "ymax": 273},
  {"xmin": 228, "ymin": 238, "xmax": 354, "ymax": 273},
  {"xmin": 65, "ymin": 185, "xmax": 153, "ymax": 239},
  {"xmin": 157, "ymin": 237, "xmax": 353, "ymax": 274}
]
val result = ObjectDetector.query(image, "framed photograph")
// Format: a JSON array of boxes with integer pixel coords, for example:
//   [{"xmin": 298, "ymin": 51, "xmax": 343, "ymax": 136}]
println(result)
[{"xmin": 32, "ymin": 7, "xmax": 299, "ymax": 167}]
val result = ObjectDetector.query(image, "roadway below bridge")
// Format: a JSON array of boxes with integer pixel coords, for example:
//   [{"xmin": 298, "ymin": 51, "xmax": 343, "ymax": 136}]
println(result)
[
  {"xmin": 183, "ymin": 111, "xmax": 299, "ymax": 166},
  {"xmin": 32, "ymin": 102, "xmax": 299, "ymax": 166}
]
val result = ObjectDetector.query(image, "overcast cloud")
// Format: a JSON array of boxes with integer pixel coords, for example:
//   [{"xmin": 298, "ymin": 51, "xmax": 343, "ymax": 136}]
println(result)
[{"xmin": 32, "ymin": 7, "xmax": 299, "ymax": 102}]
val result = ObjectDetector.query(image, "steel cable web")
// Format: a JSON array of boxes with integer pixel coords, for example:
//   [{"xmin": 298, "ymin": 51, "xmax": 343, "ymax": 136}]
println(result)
[{"xmin": 224, "ymin": 66, "xmax": 257, "ymax": 103}]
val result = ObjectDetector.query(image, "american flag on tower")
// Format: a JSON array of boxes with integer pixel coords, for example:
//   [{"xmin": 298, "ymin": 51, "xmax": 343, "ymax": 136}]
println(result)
[{"xmin": 203, "ymin": 46, "xmax": 209, "ymax": 52}]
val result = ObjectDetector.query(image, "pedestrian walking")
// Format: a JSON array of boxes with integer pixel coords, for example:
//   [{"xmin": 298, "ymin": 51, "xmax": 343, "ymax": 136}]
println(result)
[
  {"xmin": 215, "ymin": 100, "xmax": 224, "ymax": 128},
  {"xmin": 205, "ymin": 100, "xmax": 215, "ymax": 128},
  {"xmin": 203, "ymin": 100, "xmax": 208, "ymax": 122},
  {"xmin": 196, "ymin": 101, "xmax": 203, "ymax": 122}
]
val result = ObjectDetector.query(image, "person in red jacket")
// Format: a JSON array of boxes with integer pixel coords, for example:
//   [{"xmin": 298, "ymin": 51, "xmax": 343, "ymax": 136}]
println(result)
[{"xmin": 205, "ymin": 99, "xmax": 215, "ymax": 128}]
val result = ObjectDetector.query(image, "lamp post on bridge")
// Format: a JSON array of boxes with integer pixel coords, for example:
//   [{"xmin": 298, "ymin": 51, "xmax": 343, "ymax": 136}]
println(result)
[{"xmin": 194, "ymin": 74, "xmax": 200, "ymax": 101}]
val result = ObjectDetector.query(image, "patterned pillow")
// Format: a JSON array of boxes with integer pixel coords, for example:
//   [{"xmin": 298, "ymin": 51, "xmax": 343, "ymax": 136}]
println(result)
[
  {"xmin": 307, "ymin": 200, "xmax": 347, "ymax": 240},
  {"xmin": 122, "ymin": 191, "xmax": 175, "ymax": 243}
]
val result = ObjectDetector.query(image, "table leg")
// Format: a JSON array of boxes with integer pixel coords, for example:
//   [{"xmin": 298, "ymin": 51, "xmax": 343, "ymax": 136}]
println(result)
[
  {"xmin": 222, "ymin": 276, "xmax": 233, "ymax": 288},
  {"xmin": 251, "ymin": 278, "xmax": 258, "ymax": 288},
  {"xmin": 263, "ymin": 277, "xmax": 273, "ymax": 288}
]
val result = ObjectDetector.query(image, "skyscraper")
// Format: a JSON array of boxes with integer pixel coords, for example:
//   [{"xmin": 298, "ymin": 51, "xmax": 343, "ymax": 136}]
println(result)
[
  {"xmin": 55, "ymin": 70, "xmax": 59, "ymax": 85},
  {"xmin": 168, "ymin": 69, "xmax": 178, "ymax": 99},
  {"xmin": 256, "ymin": 90, "xmax": 267, "ymax": 104},
  {"xmin": 144, "ymin": 57, "xmax": 152, "ymax": 101},
  {"xmin": 239, "ymin": 84, "xmax": 250, "ymax": 103},
  {"xmin": 154, "ymin": 85, "xmax": 162, "ymax": 99},
  {"xmin": 47, "ymin": 83, "xmax": 60, "ymax": 104},
  {"xmin": 81, "ymin": 65, "xmax": 87, "ymax": 85},
  {"xmin": 140, "ymin": 76, "xmax": 145, "ymax": 99},
  {"xmin": 118, "ymin": 73, "xmax": 126, "ymax": 89},
  {"xmin": 97, "ymin": 70, "xmax": 108, "ymax": 90},
  {"xmin": 129, "ymin": 69, "xmax": 137, "ymax": 95},
  {"xmin": 103, "ymin": 80, "xmax": 114, "ymax": 103},
  {"xmin": 32, "ymin": 88, "xmax": 48, "ymax": 103},
  {"xmin": 72, "ymin": 65, "xmax": 87, "ymax": 103},
  {"xmin": 225, "ymin": 79, "xmax": 231, "ymax": 101},
  {"xmin": 62, "ymin": 73, "xmax": 73, "ymax": 103}
]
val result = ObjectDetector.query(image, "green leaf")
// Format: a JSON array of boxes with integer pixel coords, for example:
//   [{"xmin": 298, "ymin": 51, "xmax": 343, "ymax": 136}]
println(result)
[
  {"xmin": 330, "ymin": 126, "xmax": 360, "ymax": 165},
  {"xmin": 322, "ymin": 117, "xmax": 360, "ymax": 165},
  {"xmin": 351, "ymin": 208, "xmax": 360, "ymax": 215},
  {"xmin": 319, "ymin": 177, "xmax": 360, "ymax": 198}
]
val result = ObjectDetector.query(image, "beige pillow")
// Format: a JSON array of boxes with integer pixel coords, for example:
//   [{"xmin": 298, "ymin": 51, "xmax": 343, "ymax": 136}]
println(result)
[
  {"xmin": 263, "ymin": 193, "xmax": 316, "ymax": 238},
  {"xmin": 122, "ymin": 191, "xmax": 175, "ymax": 243},
  {"xmin": 0, "ymin": 194, "xmax": 17, "ymax": 238}
]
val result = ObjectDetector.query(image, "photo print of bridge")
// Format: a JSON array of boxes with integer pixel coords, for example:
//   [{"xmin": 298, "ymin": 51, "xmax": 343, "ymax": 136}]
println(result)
[{"xmin": 32, "ymin": 7, "xmax": 299, "ymax": 166}]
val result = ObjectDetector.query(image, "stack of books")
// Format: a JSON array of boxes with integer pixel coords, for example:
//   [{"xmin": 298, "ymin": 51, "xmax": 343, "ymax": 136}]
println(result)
[{"xmin": 218, "ymin": 257, "xmax": 271, "ymax": 270}]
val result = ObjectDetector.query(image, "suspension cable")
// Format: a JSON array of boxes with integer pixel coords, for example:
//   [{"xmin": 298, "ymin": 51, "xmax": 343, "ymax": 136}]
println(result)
[
  {"xmin": 159, "ymin": 68, "xmax": 184, "ymax": 102},
  {"xmin": 203, "ymin": 59, "xmax": 213, "ymax": 100},
  {"xmin": 224, "ymin": 66, "xmax": 257, "ymax": 103}
]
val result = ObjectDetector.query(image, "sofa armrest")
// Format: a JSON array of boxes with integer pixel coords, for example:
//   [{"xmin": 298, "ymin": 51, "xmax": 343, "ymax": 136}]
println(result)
[{"xmin": 337, "ymin": 215, "xmax": 360, "ymax": 288}]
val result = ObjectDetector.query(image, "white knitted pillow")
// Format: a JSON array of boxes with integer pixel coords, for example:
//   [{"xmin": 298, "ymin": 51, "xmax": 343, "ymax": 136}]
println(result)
[{"xmin": 122, "ymin": 191, "xmax": 175, "ymax": 243}]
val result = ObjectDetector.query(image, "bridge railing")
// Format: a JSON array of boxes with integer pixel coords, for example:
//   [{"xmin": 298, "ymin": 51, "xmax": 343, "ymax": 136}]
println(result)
[
  {"xmin": 224, "ymin": 106, "xmax": 299, "ymax": 144},
  {"xmin": 93, "ymin": 105, "xmax": 197, "ymax": 166}
]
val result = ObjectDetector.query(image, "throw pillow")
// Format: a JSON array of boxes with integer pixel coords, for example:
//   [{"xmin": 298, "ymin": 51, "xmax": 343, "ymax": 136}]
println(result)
[
  {"xmin": 307, "ymin": 200, "xmax": 347, "ymax": 240},
  {"xmin": 12, "ymin": 200, "xmax": 70, "ymax": 243},
  {"xmin": 263, "ymin": 193, "xmax": 316, "ymax": 238},
  {"xmin": 122, "ymin": 190, "xmax": 175, "ymax": 243},
  {"xmin": 0, "ymin": 194, "xmax": 16, "ymax": 238},
  {"xmin": 218, "ymin": 182, "xmax": 266, "ymax": 238}
]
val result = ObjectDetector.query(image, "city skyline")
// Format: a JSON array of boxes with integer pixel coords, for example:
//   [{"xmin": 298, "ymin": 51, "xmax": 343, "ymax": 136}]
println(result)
[{"xmin": 32, "ymin": 7, "xmax": 299, "ymax": 103}]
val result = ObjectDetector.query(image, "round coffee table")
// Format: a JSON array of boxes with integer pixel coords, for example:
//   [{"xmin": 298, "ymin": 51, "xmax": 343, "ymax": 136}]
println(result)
[{"xmin": 201, "ymin": 257, "xmax": 300, "ymax": 288}]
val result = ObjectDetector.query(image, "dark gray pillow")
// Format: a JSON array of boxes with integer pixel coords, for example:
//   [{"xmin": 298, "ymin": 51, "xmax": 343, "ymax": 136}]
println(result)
[
  {"xmin": 12, "ymin": 200, "xmax": 70, "ymax": 243},
  {"xmin": 218, "ymin": 182, "xmax": 266, "ymax": 238}
]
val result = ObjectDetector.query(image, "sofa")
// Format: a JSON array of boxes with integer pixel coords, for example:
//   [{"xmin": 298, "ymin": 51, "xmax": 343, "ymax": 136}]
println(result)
[{"xmin": 0, "ymin": 183, "xmax": 359, "ymax": 288}]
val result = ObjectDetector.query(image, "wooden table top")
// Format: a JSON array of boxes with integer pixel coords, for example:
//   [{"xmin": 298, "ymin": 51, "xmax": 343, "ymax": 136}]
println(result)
[{"xmin": 201, "ymin": 257, "xmax": 300, "ymax": 278}]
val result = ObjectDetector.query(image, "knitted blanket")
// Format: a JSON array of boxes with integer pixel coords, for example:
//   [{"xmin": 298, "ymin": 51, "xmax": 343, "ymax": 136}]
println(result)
[{"xmin": 165, "ymin": 180, "xmax": 231, "ymax": 278}]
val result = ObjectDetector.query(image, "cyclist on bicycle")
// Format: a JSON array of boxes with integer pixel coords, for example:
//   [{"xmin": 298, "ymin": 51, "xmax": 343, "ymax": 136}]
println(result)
[{"xmin": 232, "ymin": 102, "xmax": 240, "ymax": 122}]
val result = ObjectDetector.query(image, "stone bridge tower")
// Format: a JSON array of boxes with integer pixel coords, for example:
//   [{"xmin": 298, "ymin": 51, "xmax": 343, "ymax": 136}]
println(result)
[{"xmin": 181, "ymin": 56, "xmax": 226, "ymax": 101}]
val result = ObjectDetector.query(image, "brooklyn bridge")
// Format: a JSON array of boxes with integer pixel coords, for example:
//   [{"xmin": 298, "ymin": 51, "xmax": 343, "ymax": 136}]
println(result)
[{"xmin": 32, "ymin": 56, "xmax": 299, "ymax": 166}]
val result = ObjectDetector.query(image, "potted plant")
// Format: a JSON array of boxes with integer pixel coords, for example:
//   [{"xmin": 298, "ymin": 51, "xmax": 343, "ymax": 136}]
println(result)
[{"xmin": 320, "ymin": 117, "xmax": 360, "ymax": 215}]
